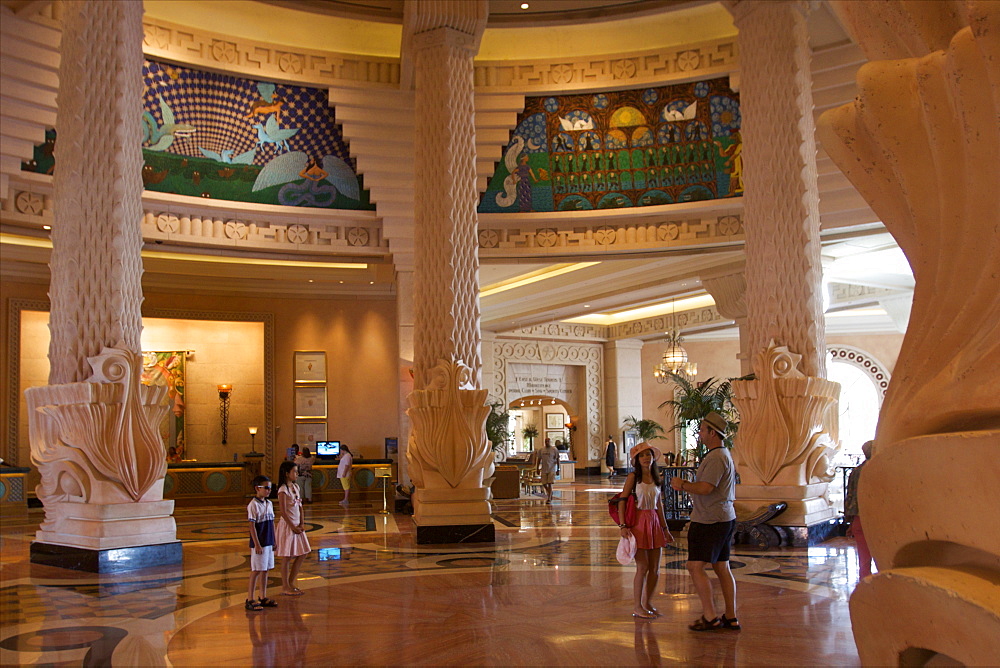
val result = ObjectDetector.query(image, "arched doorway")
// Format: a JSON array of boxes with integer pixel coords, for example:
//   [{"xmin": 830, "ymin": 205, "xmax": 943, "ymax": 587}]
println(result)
[{"xmin": 507, "ymin": 395, "xmax": 575, "ymax": 458}]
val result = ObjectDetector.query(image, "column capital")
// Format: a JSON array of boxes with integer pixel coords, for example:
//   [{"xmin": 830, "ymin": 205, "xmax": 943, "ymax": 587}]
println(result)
[
  {"xmin": 702, "ymin": 269, "xmax": 747, "ymax": 321},
  {"xmin": 412, "ymin": 25, "xmax": 479, "ymax": 54}
]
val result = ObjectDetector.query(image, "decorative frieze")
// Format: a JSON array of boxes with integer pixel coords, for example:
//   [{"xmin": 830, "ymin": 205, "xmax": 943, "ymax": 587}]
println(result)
[
  {"xmin": 142, "ymin": 18, "xmax": 400, "ymax": 88},
  {"xmin": 478, "ymin": 214, "xmax": 743, "ymax": 255},
  {"xmin": 504, "ymin": 323, "xmax": 608, "ymax": 341},
  {"xmin": 473, "ymin": 39, "xmax": 738, "ymax": 92},
  {"xmin": 143, "ymin": 210, "xmax": 388, "ymax": 254}
]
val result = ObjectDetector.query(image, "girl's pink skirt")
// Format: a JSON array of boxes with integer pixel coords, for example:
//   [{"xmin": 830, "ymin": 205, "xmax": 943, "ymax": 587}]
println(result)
[{"xmin": 632, "ymin": 508, "xmax": 670, "ymax": 550}]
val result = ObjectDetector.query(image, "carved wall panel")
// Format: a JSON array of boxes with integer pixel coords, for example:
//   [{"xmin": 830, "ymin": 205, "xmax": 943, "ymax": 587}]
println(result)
[
  {"xmin": 142, "ymin": 18, "xmax": 400, "ymax": 88},
  {"xmin": 490, "ymin": 339, "xmax": 603, "ymax": 463},
  {"xmin": 473, "ymin": 39, "xmax": 738, "ymax": 92}
]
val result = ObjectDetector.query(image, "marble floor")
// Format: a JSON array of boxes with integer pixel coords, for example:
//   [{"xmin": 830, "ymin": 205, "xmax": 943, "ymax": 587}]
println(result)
[{"xmin": 0, "ymin": 476, "xmax": 863, "ymax": 666}]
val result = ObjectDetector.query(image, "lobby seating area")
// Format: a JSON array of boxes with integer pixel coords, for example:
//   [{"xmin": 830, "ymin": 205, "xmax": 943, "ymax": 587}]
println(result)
[{"xmin": 0, "ymin": 474, "xmax": 861, "ymax": 666}]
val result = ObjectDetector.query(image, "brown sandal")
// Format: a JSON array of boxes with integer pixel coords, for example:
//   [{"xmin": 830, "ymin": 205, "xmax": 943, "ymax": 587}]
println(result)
[
  {"xmin": 689, "ymin": 615, "xmax": 722, "ymax": 631},
  {"xmin": 720, "ymin": 614, "xmax": 741, "ymax": 630}
]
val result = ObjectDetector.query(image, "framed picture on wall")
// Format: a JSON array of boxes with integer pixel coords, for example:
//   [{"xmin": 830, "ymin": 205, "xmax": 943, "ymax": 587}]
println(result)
[
  {"xmin": 622, "ymin": 429, "xmax": 638, "ymax": 455},
  {"xmin": 295, "ymin": 422, "xmax": 327, "ymax": 448},
  {"xmin": 295, "ymin": 386, "xmax": 327, "ymax": 419},
  {"xmin": 294, "ymin": 351, "xmax": 327, "ymax": 383},
  {"xmin": 545, "ymin": 413, "xmax": 564, "ymax": 429}
]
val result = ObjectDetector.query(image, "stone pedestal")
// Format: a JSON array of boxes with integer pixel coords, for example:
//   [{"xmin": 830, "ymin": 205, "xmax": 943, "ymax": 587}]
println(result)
[
  {"xmin": 817, "ymin": 2, "xmax": 1000, "ymax": 663},
  {"xmin": 731, "ymin": 343, "xmax": 840, "ymax": 535}
]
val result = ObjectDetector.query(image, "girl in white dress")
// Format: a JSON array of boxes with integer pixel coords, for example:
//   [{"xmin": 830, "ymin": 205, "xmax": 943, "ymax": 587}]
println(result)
[{"xmin": 275, "ymin": 461, "xmax": 311, "ymax": 595}]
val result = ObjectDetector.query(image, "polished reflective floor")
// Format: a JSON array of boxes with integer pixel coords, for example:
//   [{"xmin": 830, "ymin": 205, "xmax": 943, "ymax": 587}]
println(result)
[{"xmin": 0, "ymin": 476, "xmax": 862, "ymax": 666}]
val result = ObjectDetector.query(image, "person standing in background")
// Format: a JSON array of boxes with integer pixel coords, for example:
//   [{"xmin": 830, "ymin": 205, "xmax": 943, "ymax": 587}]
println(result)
[
  {"xmin": 845, "ymin": 440, "xmax": 874, "ymax": 578},
  {"xmin": 606, "ymin": 435, "xmax": 618, "ymax": 477},
  {"xmin": 294, "ymin": 447, "xmax": 316, "ymax": 504},
  {"xmin": 337, "ymin": 445, "xmax": 353, "ymax": 507}
]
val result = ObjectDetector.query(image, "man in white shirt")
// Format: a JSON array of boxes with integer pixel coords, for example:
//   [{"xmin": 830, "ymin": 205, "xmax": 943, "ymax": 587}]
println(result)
[{"xmin": 536, "ymin": 438, "xmax": 560, "ymax": 504}]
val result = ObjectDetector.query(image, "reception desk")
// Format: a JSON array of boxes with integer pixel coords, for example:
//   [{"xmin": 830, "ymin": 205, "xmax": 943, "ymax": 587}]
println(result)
[
  {"xmin": 0, "ymin": 465, "xmax": 30, "ymax": 515},
  {"xmin": 164, "ymin": 462, "xmax": 249, "ymax": 507}
]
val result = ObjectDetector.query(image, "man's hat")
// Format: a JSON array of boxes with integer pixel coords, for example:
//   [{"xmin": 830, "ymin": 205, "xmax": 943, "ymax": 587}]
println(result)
[{"xmin": 702, "ymin": 411, "xmax": 728, "ymax": 437}]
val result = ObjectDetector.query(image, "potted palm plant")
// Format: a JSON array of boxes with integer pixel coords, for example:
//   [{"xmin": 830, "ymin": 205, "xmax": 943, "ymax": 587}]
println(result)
[
  {"xmin": 485, "ymin": 400, "xmax": 511, "ymax": 461},
  {"xmin": 521, "ymin": 423, "xmax": 539, "ymax": 450},
  {"xmin": 621, "ymin": 415, "xmax": 667, "ymax": 442},
  {"xmin": 658, "ymin": 372, "xmax": 749, "ymax": 460}
]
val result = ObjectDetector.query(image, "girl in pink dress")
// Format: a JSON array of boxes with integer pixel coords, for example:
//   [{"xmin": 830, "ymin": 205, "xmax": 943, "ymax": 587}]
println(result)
[
  {"xmin": 275, "ymin": 461, "xmax": 311, "ymax": 595},
  {"xmin": 617, "ymin": 442, "xmax": 674, "ymax": 619}
]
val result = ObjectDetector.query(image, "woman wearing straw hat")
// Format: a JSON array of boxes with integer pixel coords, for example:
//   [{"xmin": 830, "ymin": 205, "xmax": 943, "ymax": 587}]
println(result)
[{"xmin": 618, "ymin": 441, "xmax": 674, "ymax": 619}]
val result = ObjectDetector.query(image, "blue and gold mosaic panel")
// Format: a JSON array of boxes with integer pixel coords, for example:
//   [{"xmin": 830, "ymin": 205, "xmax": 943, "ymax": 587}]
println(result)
[{"xmin": 479, "ymin": 77, "xmax": 741, "ymax": 213}]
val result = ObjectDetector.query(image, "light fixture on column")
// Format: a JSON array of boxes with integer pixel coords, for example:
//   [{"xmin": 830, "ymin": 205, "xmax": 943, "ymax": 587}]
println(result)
[
  {"xmin": 218, "ymin": 384, "xmax": 233, "ymax": 444},
  {"xmin": 248, "ymin": 426, "xmax": 258, "ymax": 453},
  {"xmin": 653, "ymin": 331, "xmax": 698, "ymax": 383}
]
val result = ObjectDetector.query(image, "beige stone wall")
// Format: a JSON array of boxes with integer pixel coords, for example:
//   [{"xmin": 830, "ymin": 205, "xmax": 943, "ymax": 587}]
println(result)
[{"xmin": 3, "ymin": 281, "xmax": 399, "ymax": 486}]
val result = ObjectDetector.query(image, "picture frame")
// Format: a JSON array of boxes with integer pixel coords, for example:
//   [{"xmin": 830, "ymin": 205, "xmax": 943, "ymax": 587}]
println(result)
[
  {"xmin": 545, "ymin": 413, "xmax": 564, "ymax": 429},
  {"xmin": 622, "ymin": 429, "xmax": 638, "ymax": 454},
  {"xmin": 294, "ymin": 351, "xmax": 327, "ymax": 383},
  {"xmin": 295, "ymin": 421, "xmax": 327, "ymax": 448},
  {"xmin": 294, "ymin": 386, "xmax": 327, "ymax": 419}
]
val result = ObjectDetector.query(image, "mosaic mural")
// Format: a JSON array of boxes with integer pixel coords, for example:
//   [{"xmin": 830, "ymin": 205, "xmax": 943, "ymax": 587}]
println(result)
[
  {"xmin": 479, "ymin": 77, "xmax": 741, "ymax": 213},
  {"xmin": 140, "ymin": 60, "xmax": 373, "ymax": 209},
  {"xmin": 141, "ymin": 351, "xmax": 187, "ymax": 461},
  {"xmin": 23, "ymin": 62, "xmax": 374, "ymax": 211}
]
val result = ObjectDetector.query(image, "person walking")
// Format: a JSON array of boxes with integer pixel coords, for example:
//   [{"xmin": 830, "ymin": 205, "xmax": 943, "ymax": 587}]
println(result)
[
  {"xmin": 618, "ymin": 442, "xmax": 673, "ymax": 619},
  {"xmin": 670, "ymin": 411, "xmax": 739, "ymax": 631},
  {"xmin": 246, "ymin": 474, "xmax": 278, "ymax": 611},
  {"xmin": 294, "ymin": 447, "xmax": 316, "ymax": 504},
  {"xmin": 275, "ymin": 461, "xmax": 311, "ymax": 596},
  {"xmin": 845, "ymin": 440, "xmax": 874, "ymax": 578},
  {"xmin": 536, "ymin": 438, "xmax": 560, "ymax": 503},
  {"xmin": 337, "ymin": 445, "xmax": 354, "ymax": 506},
  {"xmin": 606, "ymin": 435, "xmax": 618, "ymax": 477}
]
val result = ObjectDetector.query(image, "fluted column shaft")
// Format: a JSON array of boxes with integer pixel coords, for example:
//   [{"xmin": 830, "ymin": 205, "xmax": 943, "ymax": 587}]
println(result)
[
  {"xmin": 49, "ymin": 0, "xmax": 146, "ymax": 384},
  {"xmin": 729, "ymin": 0, "xmax": 826, "ymax": 377},
  {"xmin": 411, "ymin": 27, "xmax": 482, "ymax": 389}
]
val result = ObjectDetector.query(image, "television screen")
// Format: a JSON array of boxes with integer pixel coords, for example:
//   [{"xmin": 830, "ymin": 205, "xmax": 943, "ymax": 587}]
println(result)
[{"xmin": 316, "ymin": 440, "xmax": 340, "ymax": 457}]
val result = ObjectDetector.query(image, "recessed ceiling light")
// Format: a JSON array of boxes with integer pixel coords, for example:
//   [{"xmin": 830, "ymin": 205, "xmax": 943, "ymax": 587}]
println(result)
[
  {"xmin": 520, "ymin": 2, "xmax": 529, "ymax": 9},
  {"xmin": 42, "ymin": 225, "xmax": 51, "ymax": 230},
  {"xmin": 583, "ymin": 304, "xmax": 590, "ymax": 308},
  {"xmin": 308, "ymin": 279, "xmax": 314, "ymax": 283},
  {"xmin": 369, "ymin": 281, "xmax": 374, "ymax": 284}
]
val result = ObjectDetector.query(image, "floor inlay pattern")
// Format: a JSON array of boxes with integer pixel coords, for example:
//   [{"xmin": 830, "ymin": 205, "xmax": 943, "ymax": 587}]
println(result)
[{"xmin": 0, "ymin": 476, "xmax": 862, "ymax": 666}]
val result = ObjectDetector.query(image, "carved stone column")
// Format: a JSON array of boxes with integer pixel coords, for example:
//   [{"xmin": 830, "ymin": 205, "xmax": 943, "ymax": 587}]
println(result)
[
  {"xmin": 701, "ymin": 265, "xmax": 750, "ymax": 375},
  {"xmin": 726, "ymin": 0, "xmax": 839, "ymax": 543},
  {"xmin": 405, "ymin": 1, "xmax": 494, "ymax": 543},
  {"xmin": 25, "ymin": 0, "xmax": 179, "ymax": 571},
  {"xmin": 818, "ymin": 2, "xmax": 1000, "ymax": 664}
]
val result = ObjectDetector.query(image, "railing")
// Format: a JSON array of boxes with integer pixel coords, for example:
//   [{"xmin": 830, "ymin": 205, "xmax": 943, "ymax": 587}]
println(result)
[{"xmin": 661, "ymin": 466, "xmax": 698, "ymax": 520}]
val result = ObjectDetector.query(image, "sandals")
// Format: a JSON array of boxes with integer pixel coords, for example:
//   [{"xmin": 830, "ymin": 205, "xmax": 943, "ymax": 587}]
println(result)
[
  {"xmin": 689, "ymin": 615, "xmax": 722, "ymax": 631},
  {"xmin": 258, "ymin": 597, "xmax": 278, "ymax": 608},
  {"xmin": 245, "ymin": 599, "xmax": 263, "ymax": 611},
  {"xmin": 720, "ymin": 614, "xmax": 741, "ymax": 630}
]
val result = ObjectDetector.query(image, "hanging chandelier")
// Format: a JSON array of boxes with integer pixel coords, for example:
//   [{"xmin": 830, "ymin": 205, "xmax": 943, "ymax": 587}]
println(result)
[{"xmin": 653, "ymin": 330, "xmax": 697, "ymax": 383}]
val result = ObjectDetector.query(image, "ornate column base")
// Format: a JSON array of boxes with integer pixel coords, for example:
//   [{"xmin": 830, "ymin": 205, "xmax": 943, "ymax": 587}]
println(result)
[
  {"xmin": 406, "ymin": 359, "xmax": 494, "ymax": 544},
  {"xmin": 850, "ymin": 431, "xmax": 1000, "ymax": 665},
  {"xmin": 414, "ymin": 488, "xmax": 495, "ymax": 544},
  {"xmin": 736, "ymin": 483, "xmax": 839, "ymax": 546}
]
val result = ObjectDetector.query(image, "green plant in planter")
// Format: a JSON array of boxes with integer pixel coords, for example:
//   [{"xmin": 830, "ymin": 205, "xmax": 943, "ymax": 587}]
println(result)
[
  {"xmin": 522, "ymin": 423, "xmax": 539, "ymax": 449},
  {"xmin": 658, "ymin": 372, "xmax": 751, "ymax": 459},
  {"xmin": 621, "ymin": 415, "xmax": 667, "ymax": 442},
  {"xmin": 485, "ymin": 400, "xmax": 511, "ymax": 456}
]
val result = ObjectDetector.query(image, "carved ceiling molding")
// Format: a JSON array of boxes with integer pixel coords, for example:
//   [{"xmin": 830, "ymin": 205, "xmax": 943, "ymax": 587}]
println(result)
[
  {"xmin": 478, "ymin": 214, "xmax": 743, "ymax": 256},
  {"xmin": 3, "ymin": 185, "xmax": 389, "ymax": 257},
  {"xmin": 502, "ymin": 323, "xmax": 609, "ymax": 341},
  {"xmin": 607, "ymin": 305, "xmax": 728, "ymax": 340},
  {"xmin": 142, "ymin": 17, "xmax": 400, "ymax": 88},
  {"xmin": 474, "ymin": 38, "xmax": 738, "ymax": 92},
  {"xmin": 827, "ymin": 345, "xmax": 890, "ymax": 401}
]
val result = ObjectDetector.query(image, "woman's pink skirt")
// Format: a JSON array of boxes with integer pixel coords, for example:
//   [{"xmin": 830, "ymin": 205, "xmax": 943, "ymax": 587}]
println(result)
[{"xmin": 632, "ymin": 508, "xmax": 669, "ymax": 550}]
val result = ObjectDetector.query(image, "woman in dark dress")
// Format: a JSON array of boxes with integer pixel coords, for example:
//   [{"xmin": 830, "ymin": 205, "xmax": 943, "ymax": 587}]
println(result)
[{"xmin": 605, "ymin": 435, "xmax": 618, "ymax": 477}]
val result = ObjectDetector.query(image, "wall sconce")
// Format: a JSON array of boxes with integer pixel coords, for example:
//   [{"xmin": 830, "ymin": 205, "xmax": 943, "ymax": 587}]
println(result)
[
  {"xmin": 218, "ymin": 384, "xmax": 233, "ymax": 445},
  {"xmin": 248, "ymin": 426, "xmax": 258, "ymax": 453}
]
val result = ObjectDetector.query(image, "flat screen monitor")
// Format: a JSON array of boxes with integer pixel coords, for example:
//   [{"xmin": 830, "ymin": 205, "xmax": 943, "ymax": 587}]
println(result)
[{"xmin": 315, "ymin": 440, "xmax": 340, "ymax": 457}]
